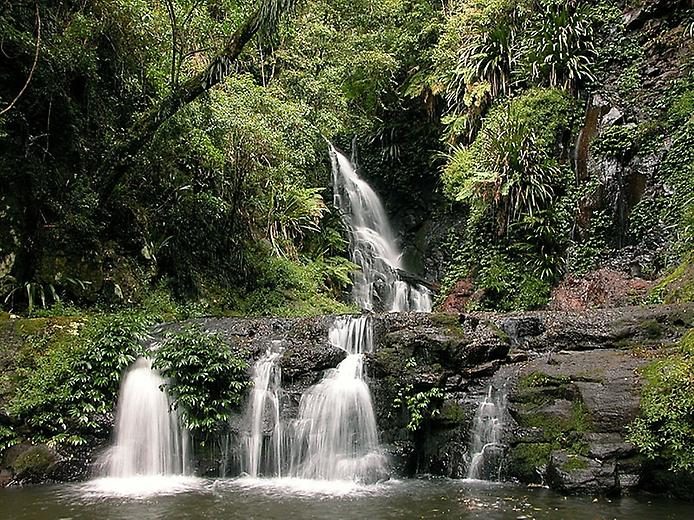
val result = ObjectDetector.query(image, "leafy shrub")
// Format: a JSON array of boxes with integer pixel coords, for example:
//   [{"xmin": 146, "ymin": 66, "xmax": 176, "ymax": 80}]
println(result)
[
  {"xmin": 239, "ymin": 245, "xmax": 355, "ymax": 317},
  {"xmin": 440, "ymin": 89, "xmax": 576, "ymax": 310},
  {"xmin": 628, "ymin": 330, "xmax": 694, "ymax": 472},
  {"xmin": 10, "ymin": 312, "xmax": 151, "ymax": 445},
  {"xmin": 392, "ymin": 358, "xmax": 444, "ymax": 432},
  {"xmin": 154, "ymin": 326, "xmax": 250, "ymax": 437},
  {"xmin": 521, "ymin": 0, "xmax": 596, "ymax": 91}
]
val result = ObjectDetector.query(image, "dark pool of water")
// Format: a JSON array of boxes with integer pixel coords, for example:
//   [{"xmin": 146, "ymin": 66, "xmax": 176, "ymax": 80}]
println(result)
[{"xmin": 1, "ymin": 476, "xmax": 692, "ymax": 520}]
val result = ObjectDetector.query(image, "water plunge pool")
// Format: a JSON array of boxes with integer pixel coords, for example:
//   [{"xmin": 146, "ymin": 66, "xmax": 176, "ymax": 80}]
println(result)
[{"xmin": 2, "ymin": 477, "xmax": 690, "ymax": 520}]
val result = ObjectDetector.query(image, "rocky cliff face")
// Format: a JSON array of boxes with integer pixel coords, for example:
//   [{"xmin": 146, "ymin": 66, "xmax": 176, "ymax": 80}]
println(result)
[{"xmin": 189, "ymin": 304, "xmax": 691, "ymax": 495}]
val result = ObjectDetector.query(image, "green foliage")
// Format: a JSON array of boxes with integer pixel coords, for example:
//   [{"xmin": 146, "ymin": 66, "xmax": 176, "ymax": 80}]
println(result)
[
  {"xmin": 9, "ymin": 311, "xmax": 151, "ymax": 445},
  {"xmin": 0, "ymin": 425, "xmax": 19, "ymax": 452},
  {"xmin": 154, "ymin": 326, "xmax": 250, "ymax": 437},
  {"xmin": 238, "ymin": 245, "xmax": 356, "ymax": 317},
  {"xmin": 391, "ymin": 357, "xmax": 444, "ymax": 432},
  {"xmin": 648, "ymin": 250, "xmax": 694, "ymax": 304},
  {"xmin": 521, "ymin": 0, "xmax": 596, "ymax": 91},
  {"xmin": 11, "ymin": 445, "xmax": 56, "ymax": 475},
  {"xmin": 440, "ymin": 88, "xmax": 575, "ymax": 310},
  {"xmin": 629, "ymin": 330, "xmax": 694, "ymax": 473},
  {"xmin": 592, "ymin": 124, "xmax": 639, "ymax": 159}
]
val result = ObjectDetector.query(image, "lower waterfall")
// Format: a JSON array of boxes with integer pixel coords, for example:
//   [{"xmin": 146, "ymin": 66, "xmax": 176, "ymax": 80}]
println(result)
[
  {"xmin": 467, "ymin": 385, "xmax": 507, "ymax": 481},
  {"xmin": 102, "ymin": 358, "xmax": 188, "ymax": 477},
  {"xmin": 238, "ymin": 316, "xmax": 387, "ymax": 483}
]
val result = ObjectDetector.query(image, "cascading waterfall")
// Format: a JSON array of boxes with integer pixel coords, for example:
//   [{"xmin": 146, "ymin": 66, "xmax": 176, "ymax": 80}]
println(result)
[
  {"xmin": 287, "ymin": 316, "xmax": 387, "ymax": 482},
  {"xmin": 238, "ymin": 317, "xmax": 388, "ymax": 483},
  {"xmin": 103, "ymin": 358, "xmax": 188, "ymax": 477},
  {"xmin": 236, "ymin": 147, "xmax": 436, "ymax": 484},
  {"xmin": 241, "ymin": 343, "xmax": 284, "ymax": 478},
  {"xmin": 467, "ymin": 385, "xmax": 507, "ymax": 481},
  {"xmin": 330, "ymin": 146, "xmax": 432, "ymax": 312}
]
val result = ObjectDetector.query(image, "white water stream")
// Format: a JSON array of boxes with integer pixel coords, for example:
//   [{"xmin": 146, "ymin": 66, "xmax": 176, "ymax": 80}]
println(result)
[
  {"xmin": 330, "ymin": 147, "xmax": 432, "ymax": 312},
  {"xmin": 467, "ymin": 385, "xmax": 507, "ymax": 481},
  {"xmin": 101, "ymin": 358, "xmax": 188, "ymax": 478}
]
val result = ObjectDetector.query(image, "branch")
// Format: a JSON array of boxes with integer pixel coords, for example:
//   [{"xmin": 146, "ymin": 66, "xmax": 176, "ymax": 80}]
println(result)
[
  {"xmin": 96, "ymin": 0, "xmax": 297, "ymax": 205},
  {"xmin": 0, "ymin": 2, "xmax": 40, "ymax": 117}
]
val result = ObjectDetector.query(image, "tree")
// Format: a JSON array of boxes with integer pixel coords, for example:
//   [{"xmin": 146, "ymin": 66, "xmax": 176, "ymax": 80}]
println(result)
[{"xmin": 97, "ymin": 0, "xmax": 299, "ymax": 204}]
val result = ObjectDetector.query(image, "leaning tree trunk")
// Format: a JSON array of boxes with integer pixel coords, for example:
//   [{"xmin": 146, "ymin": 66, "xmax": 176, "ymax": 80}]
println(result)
[{"xmin": 97, "ymin": 0, "xmax": 295, "ymax": 205}]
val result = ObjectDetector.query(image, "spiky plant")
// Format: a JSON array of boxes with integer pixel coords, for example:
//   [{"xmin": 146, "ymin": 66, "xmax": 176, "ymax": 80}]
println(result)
[{"xmin": 524, "ymin": 0, "xmax": 595, "ymax": 91}]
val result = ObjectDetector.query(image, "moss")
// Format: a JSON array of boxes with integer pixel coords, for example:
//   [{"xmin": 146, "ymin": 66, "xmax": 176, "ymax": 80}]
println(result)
[
  {"xmin": 12, "ymin": 445, "xmax": 56, "ymax": 475},
  {"xmin": 639, "ymin": 319, "xmax": 664, "ymax": 339},
  {"xmin": 649, "ymin": 250, "xmax": 694, "ymax": 304},
  {"xmin": 518, "ymin": 371, "xmax": 571, "ymax": 391},
  {"xmin": 570, "ymin": 400, "xmax": 592, "ymax": 433},
  {"xmin": 507, "ymin": 443, "xmax": 553, "ymax": 482},
  {"xmin": 486, "ymin": 320, "xmax": 510, "ymax": 343},
  {"xmin": 562, "ymin": 456, "xmax": 589, "ymax": 472},
  {"xmin": 430, "ymin": 313, "xmax": 466, "ymax": 337},
  {"xmin": 439, "ymin": 400, "xmax": 467, "ymax": 423}
]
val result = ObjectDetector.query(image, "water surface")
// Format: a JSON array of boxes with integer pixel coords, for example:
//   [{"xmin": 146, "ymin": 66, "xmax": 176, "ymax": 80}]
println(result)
[{"xmin": 2, "ymin": 477, "xmax": 691, "ymax": 520}]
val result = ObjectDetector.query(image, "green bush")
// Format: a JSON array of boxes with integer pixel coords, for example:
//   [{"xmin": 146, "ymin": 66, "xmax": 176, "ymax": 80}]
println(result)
[
  {"xmin": 628, "ymin": 330, "xmax": 694, "ymax": 473},
  {"xmin": 239, "ymin": 246, "xmax": 355, "ymax": 317},
  {"xmin": 153, "ymin": 326, "xmax": 250, "ymax": 437},
  {"xmin": 440, "ymin": 89, "xmax": 575, "ymax": 310},
  {"xmin": 9, "ymin": 312, "xmax": 151, "ymax": 445}
]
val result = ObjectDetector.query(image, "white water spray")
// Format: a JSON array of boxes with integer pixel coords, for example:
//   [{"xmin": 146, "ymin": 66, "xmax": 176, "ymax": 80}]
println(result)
[
  {"xmin": 102, "ymin": 358, "xmax": 188, "ymax": 477},
  {"xmin": 330, "ymin": 146, "xmax": 432, "ymax": 312}
]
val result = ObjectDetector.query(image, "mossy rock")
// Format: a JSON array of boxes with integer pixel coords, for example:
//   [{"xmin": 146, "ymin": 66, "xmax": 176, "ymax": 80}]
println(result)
[
  {"xmin": 506, "ymin": 443, "xmax": 553, "ymax": 483},
  {"xmin": 649, "ymin": 250, "xmax": 694, "ymax": 304},
  {"xmin": 437, "ymin": 399, "xmax": 467, "ymax": 424},
  {"xmin": 11, "ymin": 445, "xmax": 58, "ymax": 478},
  {"xmin": 430, "ymin": 313, "xmax": 466, "ymax": 338}
]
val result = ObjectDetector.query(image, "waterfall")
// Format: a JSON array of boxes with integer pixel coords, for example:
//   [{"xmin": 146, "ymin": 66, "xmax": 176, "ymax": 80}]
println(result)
[
  {"xmin": 238, "ymin": 317, "xmax": 388, "ymax": 483},
  {"xmin": 467, "ymin": 385, "xmax": 507, "ymax": 481},
  {"xmin": 330, "ymin": 146, "xmax": 432, "ymax": 312},
  {"xmin": 240, "ymin": 343, "xmax": 284, "ymax": 478},
  {"xmin": 288, "ymin": 316, "xmax": 387, "ymax": 483},
  {"xmin": 103, "ymin": 358, "xmax": 188, "ymax": 477}
]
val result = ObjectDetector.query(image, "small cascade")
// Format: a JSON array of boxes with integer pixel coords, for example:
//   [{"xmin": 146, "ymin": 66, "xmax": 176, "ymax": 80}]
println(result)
[
  {"xmin": 467, "ymin": 385, "xmax": 507, "ymax": 481},
  {"xmin": 240, "ymin": 342, "xmax": 284, "ymax": 478},
  {"xmin": 103, "ymin": 358, "xmax": 188, "ymax": 477},
  {"xmin": 330, "ymin": 146, "xmax": 432, "ymax": 312},
  {"xmin": 288, "ymin": 316, "xmax": 387, "ymax": 482}
]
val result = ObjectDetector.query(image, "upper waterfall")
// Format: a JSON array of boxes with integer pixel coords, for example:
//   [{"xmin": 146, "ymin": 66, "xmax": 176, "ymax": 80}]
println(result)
[{"xmin": 330, "ymin": 146, "xmax": 432, "ymax": 312}]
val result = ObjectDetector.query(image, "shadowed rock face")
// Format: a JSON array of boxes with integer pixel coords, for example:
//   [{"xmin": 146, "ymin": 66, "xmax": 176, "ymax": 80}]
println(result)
[{"xmin": 182, "ymin": 305, "xmax": 691, "ymax": 495}]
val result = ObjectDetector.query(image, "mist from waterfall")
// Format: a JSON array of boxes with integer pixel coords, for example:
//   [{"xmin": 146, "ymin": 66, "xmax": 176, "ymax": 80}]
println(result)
[
  {"xmin": 330, "ymin": 146, "xmax": 432, "ymax": 312},
  {"xmin": 102, "ymin": 358, "xmax": 188, "ymax": 478}
]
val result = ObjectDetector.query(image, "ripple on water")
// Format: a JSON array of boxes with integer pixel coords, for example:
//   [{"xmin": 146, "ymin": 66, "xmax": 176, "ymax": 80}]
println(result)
[{"xmin": 221, "ymin": 476, "xmax": 393, "ymax": 498}]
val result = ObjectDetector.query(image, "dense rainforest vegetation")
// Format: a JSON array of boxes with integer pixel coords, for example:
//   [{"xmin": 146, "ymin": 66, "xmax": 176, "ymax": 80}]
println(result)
[
  {"xmin": 0, "ymin": 0, "xmax": 692, "ymax": 492},
  {"xmin": 1, "ymin": 0, "xmax": 692, "ymax": 314}
]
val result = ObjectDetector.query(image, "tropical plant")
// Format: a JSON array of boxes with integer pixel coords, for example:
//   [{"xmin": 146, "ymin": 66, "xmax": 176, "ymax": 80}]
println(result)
[
  {"xmin": 154, "ymin": 326, "xmax": 251, "ymax": 437},
  {"xmin": 522, "ymin": 0, "xmax": 596, "ymax": 91},
  {"xmin": 628, "ymin": 330, "xmax": 694, "ymax": 472},
  {"xmin": 10, "ymin": 312, "xmax": 152, "ymax": 445}
]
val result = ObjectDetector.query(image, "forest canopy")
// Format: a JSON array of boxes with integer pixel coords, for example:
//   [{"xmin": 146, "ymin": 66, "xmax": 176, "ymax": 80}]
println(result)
[{"xmin": 1, "ymin": 0, "xmax": 692, "ymax": 315}]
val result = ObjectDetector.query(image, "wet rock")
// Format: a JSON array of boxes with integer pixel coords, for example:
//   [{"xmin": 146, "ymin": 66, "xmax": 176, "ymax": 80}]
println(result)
[{"xmin": 546, "ymin": 450, "xmax": 619, "ymax": 496}]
